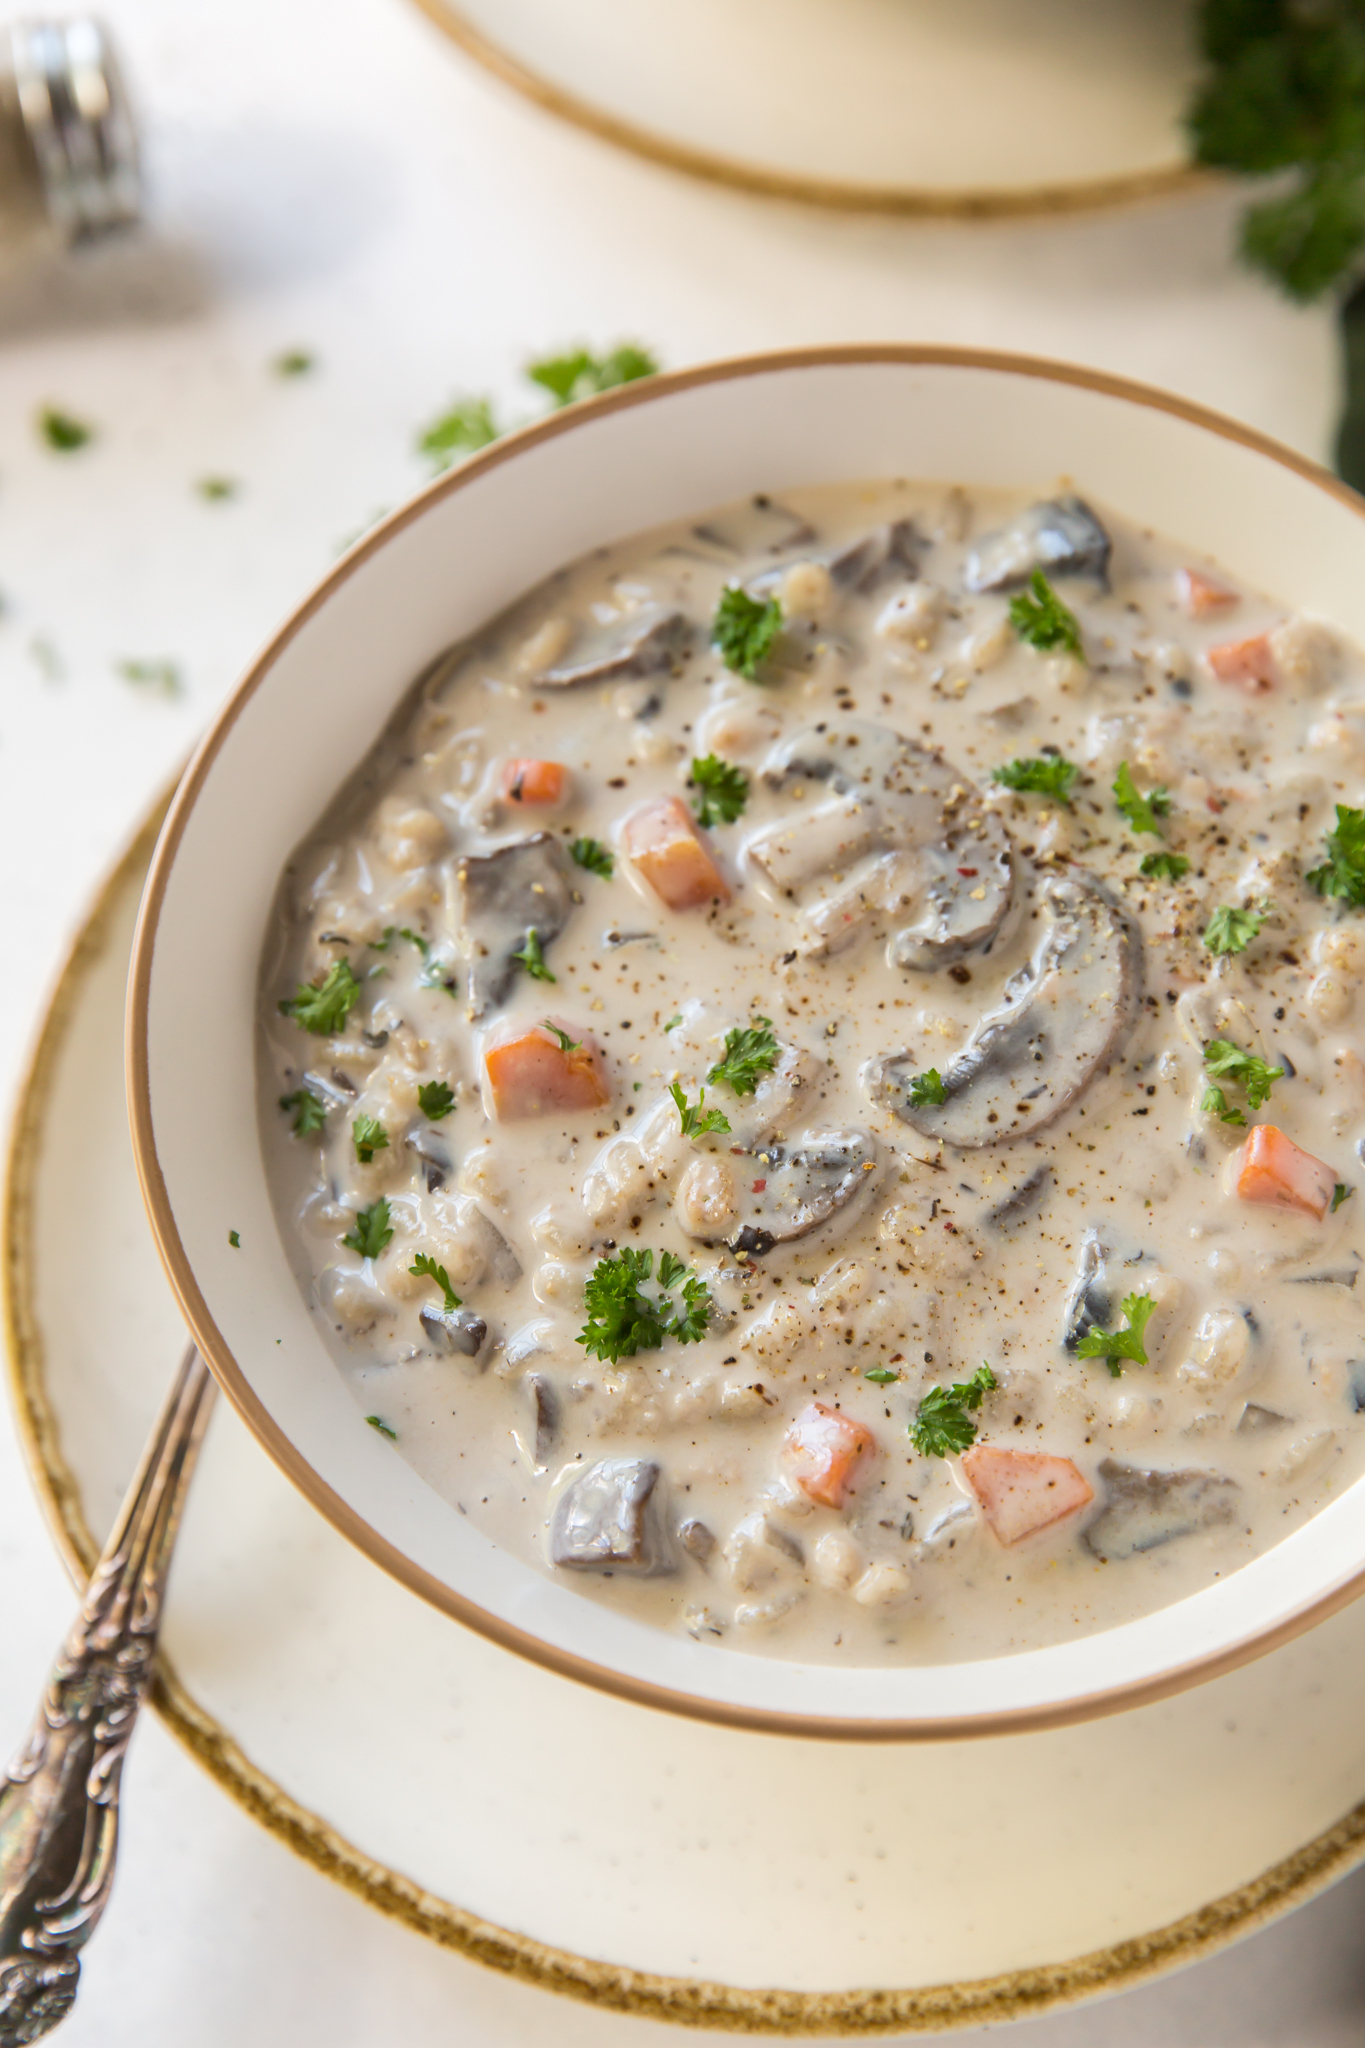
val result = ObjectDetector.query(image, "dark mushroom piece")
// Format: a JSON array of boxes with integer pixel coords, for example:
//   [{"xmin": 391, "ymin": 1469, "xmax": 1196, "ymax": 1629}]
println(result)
[
  {"xmin": 536, "ymin": 603, "xmax": 692, "ymax": 687},
  {"xmin": 731, "ymin": 1130, "xmax": 880, "ymax": 1257},
  {"xmin": 873, "ymin": 872, "xmax": 1142, "ymax": 1149},
  {"xmin": 982, "ymin": 1163, "xmax": 1053, "ymax": 1234},
  {"xmin": 452, "ymin": 1196, "xmax": 523, "ymax": 1286},
  {"xmin": 549, "ymin": 1459, "xmax": 674, "ymax": 1575},
  {"xmin": 749, "ymin": 520, "xmax": 921, "ymax": 599},
  {"xmin": 747, "ymin": 719, "xmax": 1013, "ymax": 969},
  {"xmin": 455, "ymin": 832, "xmax": 573, "ymax": 1018},
  {"xmin": 1061, "ymin": 1230, "xmax": 1113, "ymax": 1353},
  {"xmin": 420, "ymin": 1303, "xmax": 488, "ymax": 1359},
  {"xmin": 964, "ymin": 494, "xmax": 1112, "ymax": 593},
  {"xmin": 406, "ymin": 1126, "xmax": 452, "ymax": 1193},
  {"xmin": 526, "ymin": 1373, "xmax": 561, "ymax": 1463},
  {"xmin": 1083, "ymin": 1459, "xmax": 1240, "ymax": 1562}
]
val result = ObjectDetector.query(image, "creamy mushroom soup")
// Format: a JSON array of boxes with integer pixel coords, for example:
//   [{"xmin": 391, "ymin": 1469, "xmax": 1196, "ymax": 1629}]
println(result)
[{"xmin": 259, "ymin": 480, "xmax": 1365, "ymax": 1664}]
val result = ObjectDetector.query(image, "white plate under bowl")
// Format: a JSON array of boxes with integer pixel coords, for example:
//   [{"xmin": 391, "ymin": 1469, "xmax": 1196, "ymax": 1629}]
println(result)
[
  {"xmin": 126, "ymin": 347, "xmax": 1365, "ymax": 1740},
  {"xmin": 9, "ymin": 813, "xmax": 1365, "ymax": 2027}
]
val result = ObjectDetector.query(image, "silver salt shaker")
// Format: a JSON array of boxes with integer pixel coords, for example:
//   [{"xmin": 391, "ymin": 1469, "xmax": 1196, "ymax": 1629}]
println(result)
[{"xmin": 0, "ymin": 17, "xmax": 138, "ymax": 260}]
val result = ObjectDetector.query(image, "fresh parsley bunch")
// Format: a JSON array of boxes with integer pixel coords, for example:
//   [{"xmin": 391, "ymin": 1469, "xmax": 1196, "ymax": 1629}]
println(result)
[{"xmin": 577, "ymin": 1249, "xmax": 711, "ymax": 1364}]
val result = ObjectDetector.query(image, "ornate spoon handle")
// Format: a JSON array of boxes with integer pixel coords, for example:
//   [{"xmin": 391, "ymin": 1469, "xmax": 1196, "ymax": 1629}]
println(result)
[{"xmin": 0, "ymin": 1345, "xmax": 215, "ymax": 2045}]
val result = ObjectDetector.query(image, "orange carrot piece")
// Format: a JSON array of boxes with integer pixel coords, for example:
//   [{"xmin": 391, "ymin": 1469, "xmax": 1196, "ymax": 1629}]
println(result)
[
  {"xmin": 1206, "ymin": 632, "xmax": 1276, "ymax": 694},
  {"xmin": 502, "ymin": 758, "xmax": 567, "ymax": 806},
  {"xmin": 1232, "ymin": 1123, "xmax": 1336, "ymax": 1221},
  {"xmin": 962, "ymin": 1446, "xmax": 1094, "ymax": 1547},
  {"xmin": 781, "ymin": 1401, "xmax": 875, "ymax": 1509},
  {"xmin": 1175, "ymin": 567, "xmax": 1238, "ymax": 617},
  {"xmin": 622, "ymin": 795, "xmax": 730, "ymax": 909},
  {"xmin": 484, "ymin": 1024, "xmax": 610, "ymax": 1121}
]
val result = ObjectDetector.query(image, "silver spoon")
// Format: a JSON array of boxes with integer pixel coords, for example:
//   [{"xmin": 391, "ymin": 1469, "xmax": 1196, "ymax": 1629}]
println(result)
[{"xmin": 0, "ymin": 1345, "xmax": 215, "ymax": 2044}]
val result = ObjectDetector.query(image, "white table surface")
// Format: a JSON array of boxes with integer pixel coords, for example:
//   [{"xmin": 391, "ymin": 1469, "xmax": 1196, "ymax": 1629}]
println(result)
[{"xmin": 2, "ymin": 1, "xmax": 1363, "ymax": 2039}]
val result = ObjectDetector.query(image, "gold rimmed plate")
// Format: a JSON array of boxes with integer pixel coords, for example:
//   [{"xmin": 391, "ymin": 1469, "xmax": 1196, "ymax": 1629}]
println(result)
[{"xmin": 7, "ymin": 801, "xmax": 1365, "ymax": 2029}]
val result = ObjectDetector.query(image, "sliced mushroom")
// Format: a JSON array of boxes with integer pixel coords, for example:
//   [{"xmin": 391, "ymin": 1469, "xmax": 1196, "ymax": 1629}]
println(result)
[
  {"xmin": 455, "ymin": 833, "xmax": 573, "ymax": 1018},
  {"xmin": 406, "ymin": 1126, "xmax": 451, "ymax": 1193},
  {"xmin": 746, "ymin": 719, "xmax": 1013, "ymax": 968},
  {"xmin": 1083, "ymin": 1459, "xmax": 1239, "ymax": 1562},
  {"xmin": 449, "ymin": 1195, "xmax": 523, "ymax": 1286},
  {"xmin": 526, "ymin": 1372, "xmax": 561, "ymax": 1461},
  {"xmin": 982, "ymin": 1163, "xmax": 1053, "ymax": 1234},
  {"xmin": 750, "ymin": 520, "xmax": 920, "ymax": 599},
  {"xmin": 535, "ymin": 603, "xmax": 692, "ymax": 687},
  {"xmin": 420, "ymin": 1303, "xmax": 488, "ymax": 1359},
  {"xmin": 724, "ymin": 1129, "xmax": 881, "ymax": 1256},
  {"xmin": 964, "ymin": 494, "xmax": 1111, "ymax": 593},
  {"xmin": 1061, "ymin": 1230, "xmax": 1112, "ymax": 1353},
  {"xmin": 873, "ymin": 872, "xmax": 1142, "ymax": 1148},
  {"xmin": 549, "ymin": 1458, "xmax": 674, "ymax": 1575}
]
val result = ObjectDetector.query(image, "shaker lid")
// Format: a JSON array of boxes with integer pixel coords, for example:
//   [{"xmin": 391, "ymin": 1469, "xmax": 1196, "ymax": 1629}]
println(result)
[{"xmin": 10, "ymin": 17, "xmax": 139, "ymax": 239}]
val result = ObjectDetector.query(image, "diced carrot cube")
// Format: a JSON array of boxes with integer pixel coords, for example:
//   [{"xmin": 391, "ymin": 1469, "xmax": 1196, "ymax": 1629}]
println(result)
[
  {"xmin": 781, "ymin": 1401, "xmax": 875, "ymax": 1509},
  {"xmin": 1175, "ymin": 568, "xmax": 1238, "ymax": 617},
  {"xmin": 502, "ymin": 759, "xmax": 567, "ymax": 806},
  {"xmin": 484, "ymin": 1024, "xmax": 610, "ymax": 1121},
  {"xmin": 961, "ymin": 1446, "xmax": 1094, "ymax": 1546},
  {"xmin": 1206, "ymin": 632, "xmax": 1276, "ymax": 694},
  {"xmin": 1231, "ymin": 1123, "xmax": 1336, "ymax": 1221},
  {"xmin": 623, "ymin": 795, "xmax": 730, "ymax": 909}
]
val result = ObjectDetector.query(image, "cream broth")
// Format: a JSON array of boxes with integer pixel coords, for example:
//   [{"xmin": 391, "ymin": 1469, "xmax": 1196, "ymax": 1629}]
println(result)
[{"xmin": 258, "ymin": 480, "xmax": 1365, "ymax": 1665}]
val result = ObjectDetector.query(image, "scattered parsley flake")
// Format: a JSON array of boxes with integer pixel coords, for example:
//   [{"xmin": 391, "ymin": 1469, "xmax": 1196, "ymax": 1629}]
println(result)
[
  {"xmin": 417, "ymin": 1079, "xmax": 456, "ymax": 1121},
  {"xmin": 542, "ymin": 1021, "xmax": 582, "ymax": 1052},
  {"xmin": 512, "ymin": 927, "xmax": 556, "ymax": 983},
  {"xmin": 115, "ymin": 657, "xmax": 184, "ymax": 698},
  {"xmin": 1333, "ymin": 1182, "xmax": 1355, "ymax": 1213},
  {"xmin": 707, "ymin": 1016, "xmax": 779, "ymax": 1096},
  {"xmin": 1203, "ymin": 903, "xmax": 1270, "ymax": 954},
  {"xmin": 1113, "ymin": 760, "xmax": 1171, "ymax": 836},
  {"xmin": 1201, "ymin": 1084, "xmax": 1247, "ymax": 1127},
  {"xmin": 1140, "ymin": 851, "xmax": 1191, "ymax": 883},
  {"xmin": 417, "ymin": 395, "xmax": 499, "ymax": 471},
  {"xmin": 664, "ymin": 1014, "xmax": 683, "ymax": 1032},
  {"xmin": 669, "ymin": 1081, "xmax": 731, "ymax": 1141},
  {"xmin": 196, "ymin": 476, "xmax": 238, "ymax": 501},
  {"xmin": 905, "ymin": 1068, "xmax": 947, "ymax": 1108},
  {"xmin": 228, "ymin": 1230, "xmax": 240, "ymax": 1248},
  {"xmin": 280, "ymin": 1087, "xmax": 328, "ymax": 1135},
  {"xmin": 910, "ymin": 1364, "xmax": 997, "ymax": 1458},
  {"xmin": 279, "ymin": 958, "xmax": 361, "ymax": 1034},
  {"xmin": 865, "ymin": 1367, "xmax": 899, "ymax": 1384},
  {"xmin": 992, "ymin": 753, "xmax": 1079, "ymax": 804},
  {"xmin": 1008, "ymin": 570, "xmax": 1083, "ymax": 657},
  {"xmin": 1204, "ymin": 1038, "xmax": 1284, "ymax": 1112},
  {"xmin": 352, "ymin": 1115, "xmax": 389, "ymax": 1164},
  {"xmin": 689, "ymin": 754, "xmax": 749, "ymax": 828},
  {"xmin": 576, "ymin": 1248, "xmax": 712, "ymax": 1364},
  {"xmin": 1075, "ymin": 1293, "xmax": 1157, "ymax": 1376},
  {"xmin": 570, "ymin": 836, "xmax": 614, "ymax": 878},
  {"xmin": 38, "ymin": 405, "xmax": 93, "ymax": 452},
  {"xmin": 712, "ymin": 585, "xmax": 782, "ymax": 680},
  {"xmin": 408, "ymin": 1252, "xmax": 461, "ymax": 1314},
  {"xmin": 526, "ymin": 344, "xmax": 659, "ymax": 407},
  {"xmin": 343, "ymin": 1197, "xmax": 393, "ymax": 1260},
  {"xmin": 1306, "ymin": 805, "xmax": 1365, "ymax": 906},
  {"xmin": 273, "ymin": 349, "xmax": 315, "ymax": 377},
  {"xmin": 366, "ymin": 1414, "xmax": 397, "ymax": 1440}
]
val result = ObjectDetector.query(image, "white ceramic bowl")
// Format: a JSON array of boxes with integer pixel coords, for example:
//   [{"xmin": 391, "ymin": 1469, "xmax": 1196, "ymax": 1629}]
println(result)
[{"xmin": 128, "ymin": 346, "xmax": 1365, "ymax": 1738}]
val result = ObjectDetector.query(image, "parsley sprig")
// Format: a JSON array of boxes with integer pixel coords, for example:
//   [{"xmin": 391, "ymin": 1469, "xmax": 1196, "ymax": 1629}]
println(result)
[
  {"xmin": 408, "ymin": 1253, "xmax": 461, "ymax": 1314},
  {"xmin": 706, "ymin": 1017, "xmax": 780, "ymax": 1096},
  {"xmin": 712, "ymin": 585, "xmax": 782, "ymax": 679},
  {"xmin": 689, "ymin": 754, "xmax": 749, "ymax": 828},
  {"xmin": 1201, "ymin": 1085, "xmax": 1247, "ymax": 1127},
  {"xmin": 512, "ymin": 928, "xmax": 556, "ymax": 983},
  {"xmin": 1008, "ymin": 571, "xmax": 1083, "ymax": 657},
  {"xmin": 343, "ymin": 1197, "xmax": 393, "ymax": 1259},
  {"xmin": 279, "ymin": 958, "xmax": 361, "ymax": 1035},
  {"xmin": 669, "ymin": 1082, "xmax": 731, "ymax": 1141},
  {"xmin": 541, "ymin": 1021, "xmax": 582, "ymax": 1052},
  {"xmin": 417, "ymin": 1080, "xmax": 455, "ymax": 1120},
  {"xmin": 577, "ymin": 1249, "xmax": 712, "ymax": 1364},
  {"xmin": 280, "ymin": 1087, "xmax": 328, "ymax": 1135},
  {"xmin": 1075, "ymin": 1293, "xmax": 1156, "ymax": 1377},
  {"xmin": 353, "ymin": 1115, "xmax": 388, "ymax": 1164},
  {"xmin": 1141, "ymin": 851, "xmax": 1191, "ymax": 883},
  {"xmin": 1203, "ymin": 904, "xmax": 1270, "ymax": 955},
  {"xmin": 1306, "ymin": 805, "xmax": 1365, "ymax": 906},
  {"xmin": 992, "ymin": 754, "xmax": 1079, "ymax": 805},
  {"xmin": 1113, "ymin": 761, "xmax": 1171, "ymax": 837},
  {"xmin": 1203, "ymin": 1038, "xmax": 1284, "ymax": 1113},
  {"xmin": 904, "ymin": 1068, "xmax": 947, "ymax": 1107},
  {"xmin": 417, "ymin": 397, "xmax": 499, "ymax": 472},
  {"xmin": 910, "ymin": 1364, "xmax": 997, "ymax": 1458},
  {"xmin": 527, "ymin": 344, "xmax": 659, "ymax": 406},
  {"xmin": 570, "ymin": 836, "xmax": 614, "ymax": 879}
]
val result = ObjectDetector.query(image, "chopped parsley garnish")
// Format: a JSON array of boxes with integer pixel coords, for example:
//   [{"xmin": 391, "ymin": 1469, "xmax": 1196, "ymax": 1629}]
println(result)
[
  {"xmin": 865, "ymin": 1366, "xmax": 900, "ymax": 1384},
  {"xmin": 1204, "ymin": 1038, "xmax": 1284, "ymax": 1111},
  {"xmin": 910, "ymin": 1364, "xmax": 997, "ymax": 1458},
  {"xmin": 512, "ymin": 927, "xmax": 556, "ymax": 983},
  {"xmin": 1203, "ymin": 904, "xmax": 1270, "ymax": 954},
  {"xmin": 664, "ymin": 1014, "xmax": 683, "ymax": 1032},
  {"xmin": 669, "ymin": 1082, "xmax": 731, "ymax": 1141},
  {"xmin": 280, "ymin": 1086, "xmax": 328, "ymax": 1135},
  {"xmin": 1075, "ymin": 1293, "xmax": 1156, "ymax": 1376},
  {"xmin": 1140, "ymin": 851, "xmax": 1191, "ymax": 883},
  {"xmin": 1305, "ymin": 805, "xmax": 1365, "ymax": 906},
  {"xmin": 689, "ymin": 754, "xmax": 749, "ymax": 828},
  {"xmin": 1201, "ymin": 1085, "xmax": 1247, "ymax": 1127},
  {"xmin": 417, "ymin": 395, "xmax": 499, "ymax": 471},
  {"xmin": 352, "ymin": 1115, "xmax": 389, "ymax": 1164},
  {"xmin": 343, "ymin": 1197, "xmax": 394, "ymax": 1259},
  {"xmin": 991, "ymin": 753, "xmax": 1078, "ymax": 804},
  {"xmin": 1112, "ymin": 761, "xmax": 1171, "ymax": 836},
  {"xmin": 366, "ymin": 1414, "xmax": 397, "ymax": 1440},
  {"xmin": 542, "ymin": 1021, "xmax": 582, "ymax": 1052},
  {"xmin": 378, "ymin": 924, "xmax": 457, "ymax": 996},
  {"xmin": 1008, "ymin": 570, "xmax": 1083, "ymax": 657},
  {"xmin": 707, "ymin": 1016, "xmax": 780, "ymax": 1096},
  {"xmin": 279, "ymin": 958, "xmax": 361, "ymax": 1034},
  {"xmin": 273, "ymin": 349, "xmax": 315, "ymax": 377},
  {"xmin": 196, "ymin": 476, "xmax": 237, "ymax": 501},
  {"xmin": 38, "ymin": 405, "xmax": 93, "ymax": 452},
  {"xmin": 577, "ymin": 1248, "xmax": 712, "ymax": 1364},
  {"xmin": 712, "ymin": 585, "xmax": 783, "ymax": 680},
  {"xmin": 408, "ymin": 1252, "xmax": 461, "ymax": 1314},
  {"xmin": 526, "ymin": 344, "xmax": 659, "ymax": 407},
  {"xmin": 570, "ymin": 835, "xmax": 614, "ymax": 878},
  {"xmin": 228, "ymin": 1230, "xmax": 240, "ymax": 1248},
  {"xmin": 417, "ymin": 1079, "xmax": 455, "ymax": 1120},
  {"xmin": 904, "ymin": 1068, "xmax": 947, "ymax": 1108},
  {"xmin": 115, "ymin": 658, "xmax": 184, "ymax": 697},
  {"xmin": 1333, "ymin": 1182, "xmax": 1355, "ymax": 1213}
]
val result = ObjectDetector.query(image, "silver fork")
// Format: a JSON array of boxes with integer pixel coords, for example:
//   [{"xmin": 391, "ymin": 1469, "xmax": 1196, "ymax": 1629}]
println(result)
[{"xmin": 0, "ymin": 1346, "xmax": 215, "ymax": 2044}]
